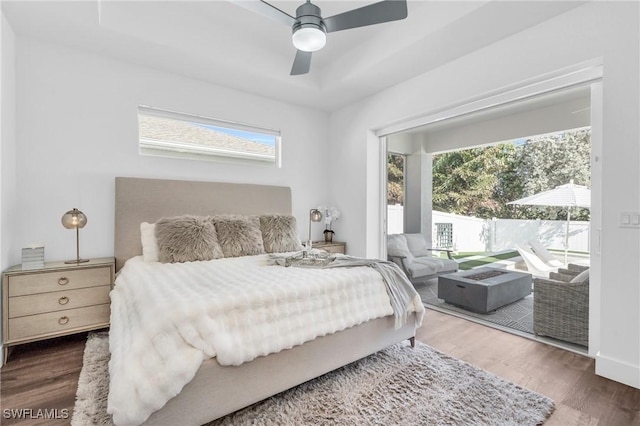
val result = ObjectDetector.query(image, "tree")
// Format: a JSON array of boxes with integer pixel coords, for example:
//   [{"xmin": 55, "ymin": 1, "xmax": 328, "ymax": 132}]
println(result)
[
  {"xmin": 512, "ymin": 128, "xmax": 591, "ymax": 220},
  {"xmin": 390, "ymin": 128, "xmax": 591, "ymax": 220},
  {"xmin": 387, "ymin": 153, "xmax": 404, "ymax": 205},
  {"xmin": 432, "ymin": 143, "xmax": 516, "ymax": 218}
]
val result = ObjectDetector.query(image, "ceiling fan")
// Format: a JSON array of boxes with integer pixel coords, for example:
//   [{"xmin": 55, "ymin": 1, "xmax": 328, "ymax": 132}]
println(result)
[{"xmin": 232, "ymin": 0, "xmax": 408, "ymax": 75}]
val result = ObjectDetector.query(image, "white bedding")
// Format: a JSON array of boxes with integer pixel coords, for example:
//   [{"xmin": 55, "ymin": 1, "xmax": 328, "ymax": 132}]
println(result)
[{"xmin": 107, "ymin": 254, "xmax": 424, "ymax": 426}]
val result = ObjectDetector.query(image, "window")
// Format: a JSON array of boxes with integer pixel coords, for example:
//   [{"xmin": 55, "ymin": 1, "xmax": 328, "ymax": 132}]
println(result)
[
  {"xmin": 434, "ymin": 223, "xmax": 454, "ymax": 249},
  {"xmin": 138, "ymin": 106, "xmax": 281, "ymax": 166}
]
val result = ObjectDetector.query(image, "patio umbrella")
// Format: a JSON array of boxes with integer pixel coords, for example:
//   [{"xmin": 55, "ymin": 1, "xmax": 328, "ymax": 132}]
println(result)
[{"xmin": 507, "ymin": 180, "xmax": 591, "ymax": 264}]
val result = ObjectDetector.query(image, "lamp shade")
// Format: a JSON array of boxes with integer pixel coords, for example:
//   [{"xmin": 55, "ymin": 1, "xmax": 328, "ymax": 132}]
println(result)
[
  {"xmin": 61, "ymin": 208, "xmax": 87, "ymax": 229},
  {"xmin": 62, "ymin": 208, "xmax": 89, "ymax": 263},
  {"xmin": 310, "ymin": 208, "xmax": 323, "ymax": 223}
]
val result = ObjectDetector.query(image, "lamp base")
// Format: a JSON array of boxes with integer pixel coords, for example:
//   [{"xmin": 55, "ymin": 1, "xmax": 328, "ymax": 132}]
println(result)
[{"xmin": 65, "ymin": 258, "xmax": 90, "ymax": 264}]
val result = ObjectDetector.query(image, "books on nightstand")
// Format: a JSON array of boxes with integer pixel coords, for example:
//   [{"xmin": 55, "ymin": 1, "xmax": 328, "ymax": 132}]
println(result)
[{"xmin": 22, "ymin": 243, "xmax": 45, "ymax": 270}]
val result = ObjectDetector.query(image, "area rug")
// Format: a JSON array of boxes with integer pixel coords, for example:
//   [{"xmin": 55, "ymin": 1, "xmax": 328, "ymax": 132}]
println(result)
[
  {"xmin": 415, "ymin": 279, "xmax": 534, "ymax": 335},
  {"xmin": 72, "ymin": 333, "xmax": 553, "ymax": 425}
]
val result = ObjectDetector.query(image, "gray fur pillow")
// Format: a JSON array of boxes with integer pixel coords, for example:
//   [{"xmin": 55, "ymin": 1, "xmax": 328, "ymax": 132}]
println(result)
[
  {"xmin": 155, "ymin": 215, "xmax": 223, "ymax": 263},
  {"xmin": 212, "ymin": 215, "xmax": 266, "ymax": 258},
  {"xmin": 260, "ymin": 215, "xmax": 303, "ymax": 253}
]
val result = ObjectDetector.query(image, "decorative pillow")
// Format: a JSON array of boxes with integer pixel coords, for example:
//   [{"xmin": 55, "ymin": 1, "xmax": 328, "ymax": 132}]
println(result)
[
  {"xmin": 155, "ymin": 215, "xmax": 223, "ymax": 263},
  {"xmin": 403, "ymin": 233, "xmax": 431, "ymax": 257},
  {"xmin": 387, "ymin": 234, "xmax": 413, "ymax": 260},
  {"xmin": 212, "ymin": 215, "xmax": 266, "ymax": 258},
  {"xmin": 259, "ymin": 215, "xmax": 303, "ymax": 253},
  {"xmin": 140, "ymin": 222, "xmax": 159, "ymax": 262},
  {"xmin": 570, "ymin": 268, "xmax": 590, "ymax": 284}
]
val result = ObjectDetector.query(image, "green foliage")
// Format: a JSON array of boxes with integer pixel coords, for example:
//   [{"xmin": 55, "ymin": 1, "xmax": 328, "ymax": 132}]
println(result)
[
  {"xmin": 432, "ymin": 143, "xmax": 519, "ymax": 218},
  {"xmin": 389, "ymin": 128, "xmax": 591, "ymax": 220},
  {"xmin": 387, "ymin": 153, "xmax": 404, "ymax": 205},
  {"xmin": 513, "ymin": 129, "xmax": 591, "ymax": 220}
]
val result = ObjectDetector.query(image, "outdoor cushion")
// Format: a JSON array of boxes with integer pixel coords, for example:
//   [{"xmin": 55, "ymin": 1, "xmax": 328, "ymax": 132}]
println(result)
[
  {"xmin": 406, "ymin": 256, "xmax": 458, "ymax": 278},
  {"xmin": 387, "ymin": 234, "xmax": 413, "ymax": 260},
  {"xmin": 570, "ymin": 269, "xmax": 590, "ymax": 283},
  {"xmin": 404, "ymin": 233, "xmax": 431, "ymax": 257}
]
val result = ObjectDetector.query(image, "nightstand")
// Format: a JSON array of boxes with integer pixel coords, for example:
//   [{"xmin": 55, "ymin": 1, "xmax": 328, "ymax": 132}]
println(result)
[
  {"xmin": 311, "ymin": 241, "xmax": 346, "ymax": 254},
  {"xmin": 2, "ymin": 257, "xmax": 114, "ymax": 363}
]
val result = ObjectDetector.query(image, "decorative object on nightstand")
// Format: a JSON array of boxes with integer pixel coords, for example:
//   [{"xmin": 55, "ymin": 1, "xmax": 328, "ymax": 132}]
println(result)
[
  {"xmin": 306, "ymin": 208, "xmax": 323, "ymax": 256},
  {"xmin": 21, "ymin": 243, "xmax": 45, "ymax": 270},
  {"xmin": 61, "ymin": 208, "xmax": 89, "ymax": 264},
  {"xmin": 317, "ymin": 205, "xmax": 341, "ymax": 243},
  {"xmin": 2, "ymin": 257, "xmax": 115, "ymax": 363}
]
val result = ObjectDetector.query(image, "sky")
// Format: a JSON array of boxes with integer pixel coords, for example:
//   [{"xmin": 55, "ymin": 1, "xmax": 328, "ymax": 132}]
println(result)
[{"xmin": 200, "ymin": 124, "xmax": 277, "ymax": 147}]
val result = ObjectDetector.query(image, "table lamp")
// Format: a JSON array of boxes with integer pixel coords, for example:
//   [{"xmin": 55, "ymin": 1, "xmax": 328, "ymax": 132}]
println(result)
[
  {"xmin": 307, "ymin": 208, "xmax": 323, "ymax": 255},
  {"xmin": 61, "ymin": 208, "xmax": 89, "ymax": 264}
]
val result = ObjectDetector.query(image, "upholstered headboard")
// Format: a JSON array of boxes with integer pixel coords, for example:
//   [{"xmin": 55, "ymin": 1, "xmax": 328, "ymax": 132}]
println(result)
[{"xmin": 114, "ymin": 177, "xmax": 292, "ymax": 271}]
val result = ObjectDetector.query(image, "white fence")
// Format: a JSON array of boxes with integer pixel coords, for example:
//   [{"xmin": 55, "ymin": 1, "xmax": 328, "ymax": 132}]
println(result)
[{"xmin": 388, "ymin": 206, "xmax": 590, "ymax": 253}]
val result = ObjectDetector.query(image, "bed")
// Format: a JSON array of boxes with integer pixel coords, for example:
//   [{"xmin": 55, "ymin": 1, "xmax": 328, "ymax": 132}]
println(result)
[{"xmin": 112, "ymin": 176, "xmax": 423, "ymax": 426}]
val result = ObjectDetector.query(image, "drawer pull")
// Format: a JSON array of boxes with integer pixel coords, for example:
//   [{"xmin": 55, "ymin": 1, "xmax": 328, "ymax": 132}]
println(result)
[
  {"xmin": 58, "ymin": 277, "xmax": 69, "ymax": 286},
  {"xmin": 58, "ymin": 316, "xmax": 69, "ymax": 325},
  {"xmin": 58, "ymin": 296, "xmax": 70, "ymax": 305}
]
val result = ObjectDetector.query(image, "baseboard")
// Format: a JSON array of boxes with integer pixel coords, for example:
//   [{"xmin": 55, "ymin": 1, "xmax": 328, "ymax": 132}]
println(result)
[{"xmin": 595, "ymin": 352, "xmax": 640, "ymax": 389}]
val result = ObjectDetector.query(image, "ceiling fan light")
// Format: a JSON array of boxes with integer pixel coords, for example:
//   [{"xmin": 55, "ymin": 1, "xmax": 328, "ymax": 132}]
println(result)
[{"xmin": 292, "ymin": 26, "xmax": 326, "ymax": 52}]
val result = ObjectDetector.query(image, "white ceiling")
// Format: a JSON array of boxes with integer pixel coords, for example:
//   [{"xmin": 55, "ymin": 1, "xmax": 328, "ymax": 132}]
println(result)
[{"xmin": 2, "ymin": 1, "xmax": 586, "ymax": 112}]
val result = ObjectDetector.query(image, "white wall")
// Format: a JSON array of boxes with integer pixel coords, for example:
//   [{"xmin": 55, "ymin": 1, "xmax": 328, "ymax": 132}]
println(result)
[
  {"xmin": 1, "ymin": 10, "xmax": 17, "ymax": 364},
  {"xmin": 1, "ymin": 14, "xmax": 16, "ymax": 269},
  {"xmin": 330, "ymin": 2, "xmax": 639, "ymax": 388},
  {"xmin": 8, "ymin": 39, "xmax": 331, "ymax": 267}
]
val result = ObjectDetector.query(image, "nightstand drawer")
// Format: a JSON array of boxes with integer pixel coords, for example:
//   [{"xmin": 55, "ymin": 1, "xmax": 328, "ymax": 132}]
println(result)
[
  {"xmin": 319, "ymin": 245, "xmax": 345, "ymax": 254},
  {"xmin": 8, "ymin": 266, "xmax": 112, "ymax": 297},
  {"xmin": 8, "ymin": 304, "xmax": 110, "ymax": 341},
  {"xmin": 311, "ymin": 241, "xmax": 346, "ymax": 254},
  {"xmin": 8, "ymin": 286, "xmax": 111, "ymax": 318}
]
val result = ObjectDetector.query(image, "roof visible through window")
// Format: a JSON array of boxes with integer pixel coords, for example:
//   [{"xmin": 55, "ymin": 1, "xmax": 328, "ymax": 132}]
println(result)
[{"xmin": 138, "ymin": 106, "xmax": 280, "ymax": 166}]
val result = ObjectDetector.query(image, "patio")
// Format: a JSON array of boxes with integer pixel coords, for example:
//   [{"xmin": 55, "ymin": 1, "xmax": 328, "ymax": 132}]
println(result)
[{"xmin": 420, "ymin": 248, "xmax": 589, "ymax": 355}]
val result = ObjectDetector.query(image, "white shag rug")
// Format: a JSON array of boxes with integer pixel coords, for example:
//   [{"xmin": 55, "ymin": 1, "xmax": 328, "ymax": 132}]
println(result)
[{"xmin": 72, "ymin": 332, "xmax": 554, "ymax": 426}]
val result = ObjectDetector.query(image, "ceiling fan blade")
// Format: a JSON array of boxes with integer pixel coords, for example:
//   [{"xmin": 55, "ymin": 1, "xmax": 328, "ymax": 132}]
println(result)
[
  {"xmin": 229, "ymin": 0, "xmax": 296, "ymax": 27},
  {"xmin": 290, "ymin": 50, "xmax": 312, "ymax": 75},
  {"xmin": 324, "ymin": 0, "xmax": 408, "ymax": 33}
]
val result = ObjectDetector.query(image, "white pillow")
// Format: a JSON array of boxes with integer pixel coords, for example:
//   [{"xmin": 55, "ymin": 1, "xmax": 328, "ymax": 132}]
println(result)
[
  {"xmin": 403, "ymin": 233, "xmax": 430, "ymax": 257},
  {"xmin": 140, "ymin": 222, "xmax": 159, "ymax": 262},
  {"xmin": 387, "ymin": 234, "xmax": 413, "ymax": 260},
  {"xmin": 570, "ymin": 268, "xmax": 589, "ymax": 283}
]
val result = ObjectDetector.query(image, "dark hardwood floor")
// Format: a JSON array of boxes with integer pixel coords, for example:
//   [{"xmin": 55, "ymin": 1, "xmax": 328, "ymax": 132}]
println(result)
[
  {"xmin": 0, "ymin": 332, "xmax": 88, "ymax": 425},
  {"xmin": 2, "ymin": 310, "xmax": 639, "ymax": 425}
]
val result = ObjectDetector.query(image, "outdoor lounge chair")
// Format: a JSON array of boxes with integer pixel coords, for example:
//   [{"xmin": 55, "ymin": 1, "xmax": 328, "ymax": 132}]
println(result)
[
  {"xmin": 387, "ymin": 233, "xmax": 458, "ymax": 283},
  {"xmin": 529, "ymin": 240, "xmax": 564, "ymax": 267},
  {"xmin": 515, "ymin": 244, "xmax": 558, "ymax": 278},
  {"xmin": 533, "ymin": 265, "xmax": 589, "ymax": 347}
]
